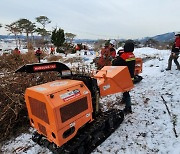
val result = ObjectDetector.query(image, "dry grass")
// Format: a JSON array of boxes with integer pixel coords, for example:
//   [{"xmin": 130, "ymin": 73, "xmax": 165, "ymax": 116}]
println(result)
[
  {"xmin": 46, "ymin": 55, "xmax": 62, "ymax": 62},
  {"xmin": 0, "ymin": 53, "xmax": 59, "ymax": 142}
]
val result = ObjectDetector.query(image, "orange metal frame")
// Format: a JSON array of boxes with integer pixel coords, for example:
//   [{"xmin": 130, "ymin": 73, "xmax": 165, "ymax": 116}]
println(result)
[{"xmin": 135, "ymin": 58, "xmax": 143, "ymax": 75}]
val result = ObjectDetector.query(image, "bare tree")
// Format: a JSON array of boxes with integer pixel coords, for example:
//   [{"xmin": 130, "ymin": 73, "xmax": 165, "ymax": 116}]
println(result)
[
  {"xmin": 65, "ymin": 32, "xmax": 76, "ymax": 44},
  {"xmin": 36, "ymin": 27, "xmax": 51, "ymax": 45},
  {"xmin": 5, "ymin": 21, "xmax": 21, "ymax": 48},
  {"xmin": 35, "ymin": 16, "xmax": 51, "ymax": 48},
  {"xmin": 35, "ymin": 16, "xmax": 51, "ymax": 29}
]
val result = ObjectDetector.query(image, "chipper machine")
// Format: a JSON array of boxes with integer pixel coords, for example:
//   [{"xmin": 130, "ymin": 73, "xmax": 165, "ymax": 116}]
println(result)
[{"xmin": 16, "ymin": 62, "xmax": 135, "ymax": 153}]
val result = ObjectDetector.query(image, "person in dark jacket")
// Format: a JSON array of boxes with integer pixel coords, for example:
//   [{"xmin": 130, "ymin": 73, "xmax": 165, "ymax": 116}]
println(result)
[
  {"xmin": 166, "ymin": 32, "xmax": 180, "ymax": 71},
  {"xmin": 112, "ymin": 40, "xmax": 136, "ymax": 114}
]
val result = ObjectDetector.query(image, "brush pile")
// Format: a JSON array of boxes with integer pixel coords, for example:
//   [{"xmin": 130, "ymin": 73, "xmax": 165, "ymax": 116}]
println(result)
[{"xmin": 0, "ymin": 52, "xmax": 59, "ymax": 142}]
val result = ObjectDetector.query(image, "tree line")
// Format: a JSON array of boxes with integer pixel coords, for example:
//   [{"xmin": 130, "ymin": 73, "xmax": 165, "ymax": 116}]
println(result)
[{"xmin": 0, "ymin": 16, "xmax": 76, "ymax": 52}]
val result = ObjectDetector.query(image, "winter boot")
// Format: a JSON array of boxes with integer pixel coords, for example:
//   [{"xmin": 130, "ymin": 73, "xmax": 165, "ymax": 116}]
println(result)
[{"xmin": 165, "ymin": 68, "xmax": 171, "ymax": 71}]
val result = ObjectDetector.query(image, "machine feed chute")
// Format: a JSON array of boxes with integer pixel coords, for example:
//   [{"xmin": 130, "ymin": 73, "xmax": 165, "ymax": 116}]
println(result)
[{"xmin": 94, "ymin": 66, "xmax": 134, "ymax": 97}]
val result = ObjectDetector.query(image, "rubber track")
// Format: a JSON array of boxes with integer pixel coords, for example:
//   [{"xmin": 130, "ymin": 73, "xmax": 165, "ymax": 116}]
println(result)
[{"xmin": 32, "ymin": 109, "xmax": 124, "ymax": 154}]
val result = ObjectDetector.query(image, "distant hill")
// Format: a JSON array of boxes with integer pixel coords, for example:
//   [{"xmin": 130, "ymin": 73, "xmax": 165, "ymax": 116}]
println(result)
[
  {"xmin": 74, "ymin": 32, "xmax": 176, "ymax": 43},
  {"xmin": 0, "ymin": 35, "xmax": 41, "ymax": 40},
  {"xmin": 0, "ymin": 32, "xmax": 176, "ymax": 43},
  {"xmin": 139, "ymin": 32, "xmax": 175, "ymax": 43},
  {"xmin": 74, "ymin": 39, "xmax": 97, "ymax": 44},
  {"xmin": 0, "ymin": 35, "xmax": 25, "ymax": 39}
]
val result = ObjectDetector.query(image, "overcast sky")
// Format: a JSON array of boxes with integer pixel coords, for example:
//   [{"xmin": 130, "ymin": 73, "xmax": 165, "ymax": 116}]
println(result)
[{"xmin": 0, "ymin": 0, "xmax": 180, "ymax": 39}]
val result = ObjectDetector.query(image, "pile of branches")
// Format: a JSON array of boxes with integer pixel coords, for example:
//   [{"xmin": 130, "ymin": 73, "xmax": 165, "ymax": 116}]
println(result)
[{"xmin": 0, "ymin": 53, "xmax": 59, "ymax": 142}]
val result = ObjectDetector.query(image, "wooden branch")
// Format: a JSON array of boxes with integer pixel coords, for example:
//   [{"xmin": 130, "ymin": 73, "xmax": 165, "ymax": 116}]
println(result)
[{"xmin": 161, "ymin": 95, "xmax": 178, "ymax": 138}]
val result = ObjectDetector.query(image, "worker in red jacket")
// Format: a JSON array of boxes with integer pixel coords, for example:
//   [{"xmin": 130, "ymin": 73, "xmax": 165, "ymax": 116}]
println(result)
[
  {"xmin": 35, "ymin": 48, "xmax": 42, "ymax": 63},
  {"xmin": 109, "ymin": 39, "xmax": 116, "ymax": 59},
  {"xmin": 97, "ymin": 40, "xmax": 116, "ymax": 69},
  {"xmin": 50, "ymin": 46, "xmax": 55, "ymax": 55},
  {"xmin": 13, "ymin": 48, "xmax": 20, "ymax": 55},
  {"xmin": 97, "ymin": 43, "xmax": 111, "ymax": 69},
  {"xmin": 166, "ymin": 32, "xmax": 180, "ymax": 70},
  {"xmin": 112, "ymin": 40, "xmax": 136, "ymax": 114},
  {"xmin": 175, "ymin": 32, "xmax": 180, "ymax": 48}
]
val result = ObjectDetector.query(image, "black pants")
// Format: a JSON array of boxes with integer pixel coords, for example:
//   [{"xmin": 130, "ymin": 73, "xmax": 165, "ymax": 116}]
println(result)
[
  {"xmin": 37, "ymin": 56, "xmax": 41, "ymax": 63},
  {"xmin": 167, "ymin": 54, "xmax": 180, "ymax": 70},
  {"xmin": 123, "ymin": 91, "xmax": 131, "ymax": 108}
]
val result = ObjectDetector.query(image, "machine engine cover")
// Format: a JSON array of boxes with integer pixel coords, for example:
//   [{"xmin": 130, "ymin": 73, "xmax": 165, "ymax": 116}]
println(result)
[{"xmin": 25, "ymin": 79, "xmax": 93, "ymax": 146}]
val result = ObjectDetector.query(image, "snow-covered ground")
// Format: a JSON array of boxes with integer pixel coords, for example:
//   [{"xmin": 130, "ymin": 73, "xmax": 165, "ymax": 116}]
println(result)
[{"xmin": 1, "ymin": 47, "xmax": 180, "ymax": 154}]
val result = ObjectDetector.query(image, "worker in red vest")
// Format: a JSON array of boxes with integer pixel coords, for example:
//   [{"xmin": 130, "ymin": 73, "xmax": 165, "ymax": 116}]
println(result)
[{"xmin": 166, "ymin": 32, "xmax": 180, "ymax": 70}]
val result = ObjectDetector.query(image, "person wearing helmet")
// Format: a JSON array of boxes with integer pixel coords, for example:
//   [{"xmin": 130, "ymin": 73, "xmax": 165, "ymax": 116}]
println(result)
[
  {"xmin": 112, "ymin": 40, "xmax": 136, "ymax": 114},
  {"xmin": 109, "ymin": 39, "xmax": 116, "ymax": 59},
  {"xmin": 166, "ymin": 32, "xmax": 180, "ymax": 70},
  {"xmin": 97, "ymin": 40, "xmax": 116, "ymax": 69}
]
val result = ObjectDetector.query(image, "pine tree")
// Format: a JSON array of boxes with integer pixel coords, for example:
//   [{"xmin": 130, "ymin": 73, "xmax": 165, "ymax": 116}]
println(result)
[
  {"xmin": 51, "ymin": 28, "xmax": 65, "ymax": 53},
  {"xmin": 17, "ymin": 19, "xmax": 36, "ymax": 50},
  {"xmin": 35, "ymin": 16, "xmax": 51, "ymax": 46}
]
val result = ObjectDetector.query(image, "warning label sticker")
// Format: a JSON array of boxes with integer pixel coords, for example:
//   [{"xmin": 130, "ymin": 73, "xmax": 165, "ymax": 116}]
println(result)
[
  {"xmin": 103, "ymin": 84, "xmax": 110, "ymax": 91},
  {"xmin": 33, "ymin": 64, "xmax": 56, "ymax": 71},
  {"xmin": 60, "ymin": 89, "xmax": 81, "ymax": 101}
]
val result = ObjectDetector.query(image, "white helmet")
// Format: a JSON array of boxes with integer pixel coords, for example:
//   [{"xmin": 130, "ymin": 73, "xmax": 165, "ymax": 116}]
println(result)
[
  {"xmin": 175, "ymin": 32, "xmax": 180, "ymax": 36},
  {"xmin": 110, "ymin": 39, "xmax": 116, "ymax": 46}
]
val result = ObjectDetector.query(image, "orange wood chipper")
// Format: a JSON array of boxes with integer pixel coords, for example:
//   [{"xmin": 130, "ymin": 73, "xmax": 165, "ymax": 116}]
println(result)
[{"xmin": 16, "ymin": 62, "xmax": 138, "ymax": 153}]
